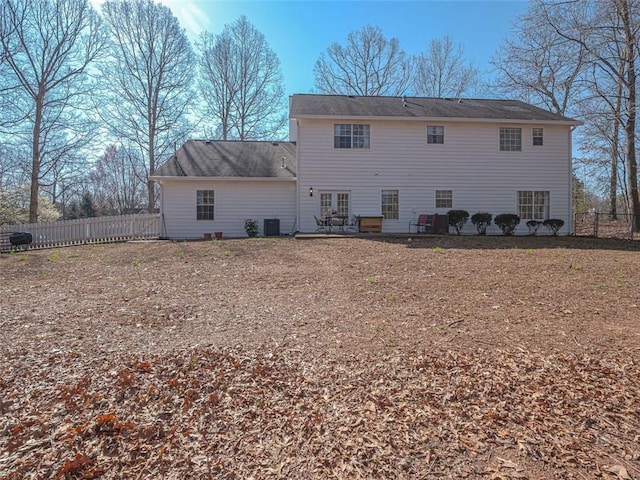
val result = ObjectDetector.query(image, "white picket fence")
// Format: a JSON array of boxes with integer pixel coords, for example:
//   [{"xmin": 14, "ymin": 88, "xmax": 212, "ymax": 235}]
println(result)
[{"xmin": 0, "ymin": 213, "xmax": 160, "ymax": 252}]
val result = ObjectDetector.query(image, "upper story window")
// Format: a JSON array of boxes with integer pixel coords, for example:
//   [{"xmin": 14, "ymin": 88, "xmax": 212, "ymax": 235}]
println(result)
[
  {"xmin": 427, "ymin": 125, "xmax": 444, "ymax": 144},
  {"xmin": 500, "ymin": 127, "xmax": 522, "ymax": 151},
  {"xmin": 334, "ymin": 124, "xmax": 370, "ymax": 149},
  {"xmin": 196, "ymin": 190, "xmax": 215, "ymax": 220},
  {"xmin": 532, "ymin": 127, "xmax": 544, "ymax": 146}
]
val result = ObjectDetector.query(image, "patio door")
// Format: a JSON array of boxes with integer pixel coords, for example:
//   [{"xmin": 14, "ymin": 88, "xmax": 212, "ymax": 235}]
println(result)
[{"xmin": 320, "ymin": 191, "xmax": 350, "ymax": 217}]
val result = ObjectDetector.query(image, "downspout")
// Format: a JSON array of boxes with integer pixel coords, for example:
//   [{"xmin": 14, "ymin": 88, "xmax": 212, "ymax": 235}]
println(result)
[
  {"xmin": 157, "ymin": 179, "xmax": 167, "ymax": 239},
  {"xmin": 569, "ymin": 126, "xmax": 577, "ymax": 235},
  {"xmin": 295, "ymin": 119, "xmax": 301, "ymax": 235}
]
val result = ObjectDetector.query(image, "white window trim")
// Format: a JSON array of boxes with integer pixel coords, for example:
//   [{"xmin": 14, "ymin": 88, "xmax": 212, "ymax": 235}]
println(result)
[
  {"xmin": 319, "ymin": 190, "xmax": 350, "ymax": 217},
  {"xmin": 532, "ymin": 127, "xmax": 544, "ymax": 146},
  {"xmin": 381, "ymin": 189, "xmax": 399, "ymax": 220},
  {"xmin": 435, "ymin": 189, "xmax": 453, "ymax": 209},
  {"xmin": 333, "ymin": 123, "xmax": 370, "ymax": 149},
  {"xmin": 499, "ymin": 127, "xmax": 522, "ymax": 152},
  {"xmin": 196, "ymin": 190, "xmax": 215, "ymax": 221},
  {"xmin": 426, "ymin": 125, "xmax": 445, "ymax": 145},
  {"xmin": 517, "ymin": 190, "xmax": 550, "ymax": 220}
]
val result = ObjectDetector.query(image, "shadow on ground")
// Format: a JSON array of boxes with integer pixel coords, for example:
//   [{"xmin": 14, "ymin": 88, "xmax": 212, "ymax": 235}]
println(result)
[{"xmin": 360, "ymin": 234, "xmax": 640, "ymax": 251}]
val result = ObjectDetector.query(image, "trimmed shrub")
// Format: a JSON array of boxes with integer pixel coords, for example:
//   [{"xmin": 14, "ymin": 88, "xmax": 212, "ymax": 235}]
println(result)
[
  {"xmin": 447, "ymin": 209, "xmax": 469, "ymax": 235},
  {"xmin": 526, "ymin": 220, "xmax": 542, "ymax": 235},
  {"xmin": 543, "ymin": 218, "xmax": 564, "ymax": 236},
  {"xmin": 471, "ymin": 212, "xmax": 492, "ymax": 235},
  {"xmin": 244, "ymin": 218, "xmax": 259, "ymax": 237},
  {"xmin": 494, "ymin": 213, "xmax": 520, "ymax": 235}
]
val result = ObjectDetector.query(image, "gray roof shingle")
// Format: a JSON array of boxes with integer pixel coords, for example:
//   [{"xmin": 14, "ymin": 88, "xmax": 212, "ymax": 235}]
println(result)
[
  {"xmin": 289, "ymin": 94, "xmax": 581, "ymax": 124},
  {"xmin": 152, "ymin": 140, "xmax": 296, "ymax": 178}
]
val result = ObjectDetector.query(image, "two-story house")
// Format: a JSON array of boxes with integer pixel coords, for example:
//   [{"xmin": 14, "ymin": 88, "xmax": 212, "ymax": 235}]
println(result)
[{"xmin": 152, "ymin": 94, "xmax": 581, "ymax": 238}]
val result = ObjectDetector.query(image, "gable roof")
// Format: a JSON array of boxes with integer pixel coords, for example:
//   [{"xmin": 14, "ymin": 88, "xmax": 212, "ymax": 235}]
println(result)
[
  {"xmin": 152, "ymin": 140, "xmax": 296, "ymax": 179},
  {"xmin": 289, "ymin": 94, "xmax": 581, "ymax": 124}
]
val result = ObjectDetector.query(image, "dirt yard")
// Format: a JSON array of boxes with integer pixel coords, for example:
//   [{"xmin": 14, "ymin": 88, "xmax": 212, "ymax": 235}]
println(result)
[{"xmin": 1, "ymin": 236, "xmax": 639, "ymax": 479}]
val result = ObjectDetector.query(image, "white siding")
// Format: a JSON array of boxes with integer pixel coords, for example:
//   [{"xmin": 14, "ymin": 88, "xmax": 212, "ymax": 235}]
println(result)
[
  {"xmin": 159, "ymin": 179, "xmax": 296, "ymax": 239},
  {"xmin": 296, "ymin": 119, "xmax": 573, "ymax": 234},
  {"xmin": 289, "ymin": 119, "xmax": 297, "ymax": 142}
]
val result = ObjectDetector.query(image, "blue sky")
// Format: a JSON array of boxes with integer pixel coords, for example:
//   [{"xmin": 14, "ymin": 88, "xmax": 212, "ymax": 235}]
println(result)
[{"xmin": 157, "ymin": 0, "xmax": 530, "ymax": 96}]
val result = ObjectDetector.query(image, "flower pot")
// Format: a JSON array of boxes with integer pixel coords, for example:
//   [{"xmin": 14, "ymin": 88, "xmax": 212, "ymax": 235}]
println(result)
[
  {"xmin": 203, "ymin": 233, "xmax": 212, "ymax": 240},
  {"xmin": 214, "ymin": 231, "xmax": 223, "ymax": 240}
]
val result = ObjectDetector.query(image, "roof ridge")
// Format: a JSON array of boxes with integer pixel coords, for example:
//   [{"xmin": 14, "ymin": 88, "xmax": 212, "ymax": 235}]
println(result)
[{"xmin": 289, "ymin": 93, "xmax": 521, "ymax": 102}]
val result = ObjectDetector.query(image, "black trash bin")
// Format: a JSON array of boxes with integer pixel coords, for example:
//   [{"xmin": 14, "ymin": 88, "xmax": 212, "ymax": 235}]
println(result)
[
  {"xmin": 434, "ymin": 214, "xmax": 450, "ymax": 234},
  {"xmin": 9, "ymin": 232, "xmax": 33, "ymax": 248},
  {"xmin": 263, "ymin": 219, "xmax": 280, "ymax": 237}
]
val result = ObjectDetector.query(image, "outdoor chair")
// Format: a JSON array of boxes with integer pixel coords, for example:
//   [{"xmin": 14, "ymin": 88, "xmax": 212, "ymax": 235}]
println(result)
[
  {"xmin": 347, "ymin": 215, "xmax": 359, "ymax": 232},
  {"xmin": 409, "ymin": 214, "xmax": 427, "ymax": 233},
  {"xmin": 314, "ymin": 215, "xmax": 327, "ymax": 233},
  {"xmin": 331, "ymin": 216, "xmax": 347, "ymax": 232},
  {"xmin": 409, "ymin": 214, "xmax": 437, "ymax": 233}
]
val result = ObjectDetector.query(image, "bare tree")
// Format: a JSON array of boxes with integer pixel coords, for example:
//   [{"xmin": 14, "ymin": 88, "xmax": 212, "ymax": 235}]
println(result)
[
  {"xmin": 0, "ymin": 0, "xmax": 24, "ymax": 131},
  {"xmin": 88, "ymin": 145, "xmax": 146, "ymax": 214},
  {"xmin": 0, "ymin": 0, "xmax": 107, "ymax": 222},
  {"xmin": 196, "ymin": 16, "xmax": 286, "ymax": 140},
  {"xmin": 540, "ymin": 0, "xmax": 640, "ymax": 231},
  {"xmin": 100, "ymin": 0, "xmax": 195, "ymax": 213},
  {"xmin": 577, "ymin": 61, "xmax": 626, "ymax": 218},
  {"xmin": 314, "ymin": 25, "xmax": 412, "ymax": 96},
  {"xmin": 414, "ymin": 35, "xmax": 480, "ymax": 98},
  {"xmin": 491, "ymin": 6, "xmax": 586, "ymax": 115},
  {"xmin": 0, "ymin": 144, "xmax": 29, "ymax": 191}
]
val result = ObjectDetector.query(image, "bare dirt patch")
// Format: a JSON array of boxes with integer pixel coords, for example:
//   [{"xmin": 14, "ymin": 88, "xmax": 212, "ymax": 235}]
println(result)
[{"xmin": 1, "ymin": 236, "xmax": 639, "ymax": 479}]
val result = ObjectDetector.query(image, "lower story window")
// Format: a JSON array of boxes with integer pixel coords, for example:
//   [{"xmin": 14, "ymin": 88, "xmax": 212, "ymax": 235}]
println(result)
[
  {"xmin": 381, "ymin": 189, "xmax": 399, "ymax": 220},
  {"xmin": 435, "ymin": 190, "xmax": 453, "ymax": 209},
  {"xmin": 518, "ymin": 190, "xmax": 549, "ymax": 220},
  {"xmin": 196, "ymin": 190, "xmax": 215, "ymax": 220}
]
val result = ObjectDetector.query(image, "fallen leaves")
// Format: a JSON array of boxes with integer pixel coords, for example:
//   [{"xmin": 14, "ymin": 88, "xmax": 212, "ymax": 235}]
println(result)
[
  {"xmin": 54, "ymin": 452, "xmax": 101, "ymax": 480},
  {"xmin": 603, "ymin": 464, "xmax": 633, "ymax": 480},
  {"xmin": 1, "ymin": 237, "xmax": 640, "ymax": 478},
  {"xmin": 1, "ymin": 346, "xmax": 638, "ymax": 479}
]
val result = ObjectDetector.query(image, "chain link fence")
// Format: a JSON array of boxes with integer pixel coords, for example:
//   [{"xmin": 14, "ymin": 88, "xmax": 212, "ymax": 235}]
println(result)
[{"xmin": 574, "ymin": 212, "xmax": 637, "ymax": 240}]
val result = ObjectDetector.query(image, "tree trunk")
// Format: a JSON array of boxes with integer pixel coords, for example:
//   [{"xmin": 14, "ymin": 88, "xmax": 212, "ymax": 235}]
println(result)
[
  {"xmin": 147, "ymin": 138, "xmax": 155, "ymax": 213},
  {"xmin": 148, "ymin": 104, "xmax": 156, "ymax": 213},
  {"xmin": 609, "ymin": 82, "xmax": 623, "ymax": 219},
  {"xmin": 619, "ymin": 0, "xmax": 640, "ymax": 231},
  {"xmin": 29, "ymin": 93, "xmax": 44, "ymax": 223}
]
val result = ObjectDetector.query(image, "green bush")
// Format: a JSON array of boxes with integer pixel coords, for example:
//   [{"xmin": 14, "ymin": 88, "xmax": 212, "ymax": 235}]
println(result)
[
  {"xmin": 543, "ymin": 218, "xmax": 564, "ymax": 236},
  {"xmin": 494, "ymin": 213, "xmax": 520, "ymax": 235},
  {"xmin": 470, "ymin": 212, "xmax": 492, "ymax": 235},
  {"xmin": 244, "ymin": 218, "xmax": 259, "ymax": 237},
  {"xmin": 447, "ymin": 209, "xmax": 469, "ymax": 235},
  {"xmin": 526, "ymin": 220, "xmax": 542, "ymax": 235}
]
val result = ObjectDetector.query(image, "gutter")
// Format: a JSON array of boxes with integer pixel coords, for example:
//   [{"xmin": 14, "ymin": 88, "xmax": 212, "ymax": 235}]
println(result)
[
  {"xmin": 149, "ymin": 176, "xmax": 297, "ymax": 182},
  {"xmin": 291, "ymin": 115, "xmax": 583, "ymax": 127}
]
